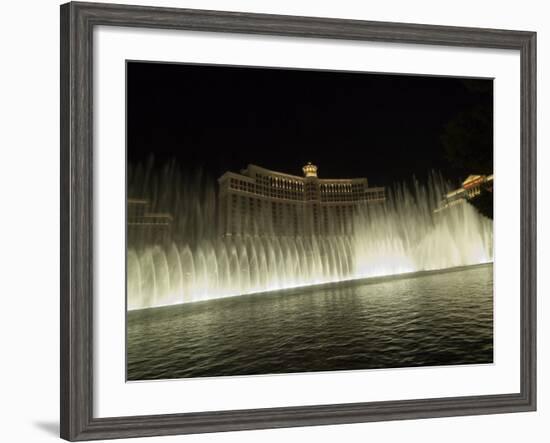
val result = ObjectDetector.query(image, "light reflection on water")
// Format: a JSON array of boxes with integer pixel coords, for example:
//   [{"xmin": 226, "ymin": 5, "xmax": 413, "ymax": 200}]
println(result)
[{"xmin": 127, "ymin": 264, "xmax": 493, "ymax": 380}]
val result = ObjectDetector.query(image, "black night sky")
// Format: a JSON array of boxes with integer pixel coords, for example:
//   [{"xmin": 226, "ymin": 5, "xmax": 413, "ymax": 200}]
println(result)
[{"xmin": 127, "ymin": 61, "xmax": 493, "ymax": 188}]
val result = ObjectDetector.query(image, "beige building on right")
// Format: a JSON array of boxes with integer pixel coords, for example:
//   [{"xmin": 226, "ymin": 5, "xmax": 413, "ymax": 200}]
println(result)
[
  {"xmin": 436, "ymin": 174, "xmax": 494, "ymax": 212},
  {"xmin": 217, "ymin": 163, "xmax": 385, "ymax": 237}
]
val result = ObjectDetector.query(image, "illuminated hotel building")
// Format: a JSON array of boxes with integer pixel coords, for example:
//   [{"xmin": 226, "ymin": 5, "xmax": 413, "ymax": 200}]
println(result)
[
  {"xmin": 218, "ymin": 163, "xmax": 385, "ymax": 236},
  {"xmin": 127, "ymin": 199, "xmax": 173, "ymax": 227},
  {"xmin": 127, "ymin": 198, "xmax": 174, "ymax": 244},
  {"xmin": 436, "ymin": 174, "xmax": 494, "ymax": 212}
]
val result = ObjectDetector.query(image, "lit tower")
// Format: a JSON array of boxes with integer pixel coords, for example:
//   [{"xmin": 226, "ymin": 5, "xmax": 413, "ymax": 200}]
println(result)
[
  {"xmin": 303, "ymin": 162, "xmax": 320, "ymax": 234},
  {"xmin": 302, "ymin": 162, "xmax": 318, "ymax": 178}
]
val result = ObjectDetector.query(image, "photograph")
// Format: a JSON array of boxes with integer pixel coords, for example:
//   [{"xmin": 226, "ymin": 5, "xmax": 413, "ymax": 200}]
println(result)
[
  {"xmin": 1, "ymin": 0, "xmax": 543, "ymax": 441},
  {"xmin": 126, "ymin": 61, "xmax": 495, "ymax": 381}
]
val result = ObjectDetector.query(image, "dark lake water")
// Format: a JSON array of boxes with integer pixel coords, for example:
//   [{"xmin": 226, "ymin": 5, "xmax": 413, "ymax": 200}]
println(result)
[{"xmin": 127, "ymin": 264, "xmax": 493, "ymax": 380}]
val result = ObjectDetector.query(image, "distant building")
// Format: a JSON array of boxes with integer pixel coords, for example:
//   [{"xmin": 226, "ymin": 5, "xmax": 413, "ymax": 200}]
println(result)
[
  {"xmin": 127, "ymin": 199, "xmax": 173, "ymax": 227},
  {"xmin": 218, "ymin": 163, "xmax": 385, "ymax": 236},
  {"xmin": 436, "ymin": 174, "xmax": 494, "ymax": 212}
]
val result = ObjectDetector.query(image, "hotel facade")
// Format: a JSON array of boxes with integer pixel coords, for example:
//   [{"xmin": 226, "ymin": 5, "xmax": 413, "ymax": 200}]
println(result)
[
  {"xmin": 436, "ymin": 174, "xmax": 494, "ymax": 212},
  {"xmin": 218, "ymin": 163, "xmax": 385, "ymax": 237}
]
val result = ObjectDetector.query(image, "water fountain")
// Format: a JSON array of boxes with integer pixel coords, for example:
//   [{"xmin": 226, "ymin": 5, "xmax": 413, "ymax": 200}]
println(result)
[{"xmin": 127, "ymin": 161, "xmax": 493, "ymax": 310}]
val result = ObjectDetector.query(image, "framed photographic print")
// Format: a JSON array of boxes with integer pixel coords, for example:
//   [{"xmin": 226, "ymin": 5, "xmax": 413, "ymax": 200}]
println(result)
[{"xmin": 60, "ymin": 1, "xmax": 536, "ymax": 441}]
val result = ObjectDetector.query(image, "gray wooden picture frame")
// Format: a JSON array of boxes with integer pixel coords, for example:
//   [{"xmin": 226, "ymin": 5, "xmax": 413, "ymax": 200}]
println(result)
[{"xmin": 60, "ymin": 1, "xmax": 537, "ymax": 441}]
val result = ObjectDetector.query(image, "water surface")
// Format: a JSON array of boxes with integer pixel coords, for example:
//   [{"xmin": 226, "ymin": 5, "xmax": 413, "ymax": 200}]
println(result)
[{"xmin": 127, "ymin": 264, "xmax": 493, "ymax": 380}]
